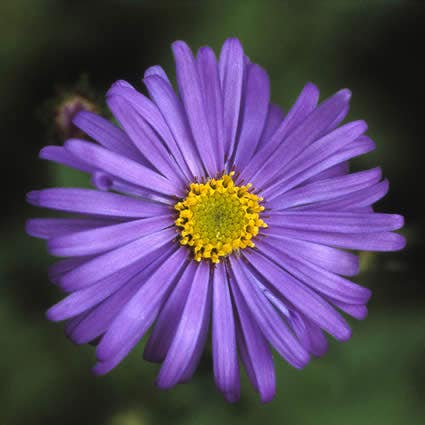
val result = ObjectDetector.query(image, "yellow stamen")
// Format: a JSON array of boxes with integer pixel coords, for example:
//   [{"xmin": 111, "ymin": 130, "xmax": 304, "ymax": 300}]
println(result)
[{"xmin": 174, "ymin": 172, "xmax": 267, "ymax": 263}]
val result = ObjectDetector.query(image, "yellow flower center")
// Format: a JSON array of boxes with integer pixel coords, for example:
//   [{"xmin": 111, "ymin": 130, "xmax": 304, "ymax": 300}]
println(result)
[{"xmin": 174, "ymin": 172, "xmax": 267, "ymax": 263}]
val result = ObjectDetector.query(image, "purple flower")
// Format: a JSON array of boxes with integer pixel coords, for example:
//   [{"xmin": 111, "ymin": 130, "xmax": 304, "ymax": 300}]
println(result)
[{"xmin": 26, "ymin": 38, "xmax": 405, "ymax": 403}]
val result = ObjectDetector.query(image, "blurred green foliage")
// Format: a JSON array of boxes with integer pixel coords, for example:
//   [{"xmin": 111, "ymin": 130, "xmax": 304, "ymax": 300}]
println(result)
[{"xmin": 1, "ymin": 1, "xmax": 423, "ymax": 424}]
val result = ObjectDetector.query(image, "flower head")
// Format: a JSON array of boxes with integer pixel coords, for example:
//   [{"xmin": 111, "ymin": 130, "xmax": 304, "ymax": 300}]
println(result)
[
  {"xmin": 55, "ymin": 94, "xmax": 97, "ymax": 139},
  {"xmin": 26, "ymin": 38, "xmax": 405, "ymax": 403}
]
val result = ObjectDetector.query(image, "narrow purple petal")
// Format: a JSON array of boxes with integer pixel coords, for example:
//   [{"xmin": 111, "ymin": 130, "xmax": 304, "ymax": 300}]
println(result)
[
  {"xmin": 48, "ymin": 215, "xmax": 173, "ymax": 257},
  {"xmin": 64, "ymin": 139, "xmax": 182, "ymax": 196},
  {"xmin": 263, "ymin": 121, "xmax": 368, "ymax": 197},
  {"xmin": 106, "ymin": 82, "xmax": 180, "ymax": 161},
  {"xmin": 73, "ymin": 111, "xmax": 144, "ymax": 161},
  {"xmin": 91, "ymin": 171, "xmax": 173, "ymax": 205},
  {"xmin": 247, "ymin": 89, "xmax": 351, "ymax": 188},
  {"xmin": 331, "ymin": 300, "xmax": 368, "ymax": 320},
  {"xmin": 268, "ymin": 167, "xmax": 382, "ymax": 209},
  {"xmin": 96, "ymin": 247, "xmax": 188, "ymax": 362},
  {"xmin": 219, "ymin": 38, "xmax": 245, "ymax": 160},
  {"xmin": 58, "ymin": 227, "xmax": 176, "ymax": 291},
  {"xmin": 106, "ymin": 95, "xmax": 186, "ymax": 184},
  {"xmin": 26, "ymin": 217, "xmax": 118, "ymax": 239},
  {"xmin": 26, "ymin": 188, "xmax": 168, "ymax": 218},
  {"xmin": 244, "ymin": 250, "xmax": 352, "ymax": 342},
  {"xmin": 232, "ymin": 63, "xmax": 270, "ymax": 169},
  {"xmin": 93, "ymin": 331, "xmax": 142, "ymax": 375},
  {"xmin": 156, "ymin": 261, "xmax": 211, "ymax": 389},
  {"xmin": 39, "ymin": 145, "xmax": 94, "ymax": 173},
  {"xmin": 196, "ymin": 46, "xmax": 225, "ymax": 171},
  {"xmin": 48, "ymin": 256, "xmax": 92, "ymax": 286},
  {"xmin": 143, "ymin": 261, "xmax": 197, "ymax": 363},
  {"xmin": 306, "ymin": 161, "xmax": 349, "ymax": 183},
  {"xmin": 267, "ymin": 211, "xmax": 404, "ymax": 234},
  {"xmin": 172, "ymin": 40, "xmax": 218, "ymax": 175},
  {"xmin": 257, "ymin": 240, "xmax": 371, "ymax": 304},
  {"xmin": 144, "ymin": 65, "xmax": 170, "ymax": 82},
  {"xmin": 270, "ymin": 227, "xmax": 406, "ymax": 251},
  {"xmin": 143, "ymin": 74, "xmax": 202, "ymax": 178},
  {"xmin": 229, "ymin": 257, "xmax": 310, "ymax": 369},
  {"xmin": 293, "ymin": 179, "xmax": 389, "ymax": 211},
  {"xmin": 46, "ymin": 249, "xmax": 159, "ymax": 321},
  {"xmin": 264, "ymin": 231, "xmax": 360, "ymax": 276},
  {"xmin": 212, "ymin": 263, "xmax": 240, "ymax": 402},
  {"xmin": 242, "ymin": 82, "xmax": 320, "ymax": 181},
  {"xmin": 278, "ymin": 137, "xmax": 374, "ymax": 192},
  {"xmin": 177, "ymin": 285, "xmax": 211, "ymax": 384},
  {"xmin": 290, "ymin": 312, "xmax": 328, "ymax": 357},
  {"xmin": 67, "ymin": 247, "xmax": 172, "ymax": 345},
  {"xmin": 256, "ymin": 104, "xmax": 285, "ymax": 152},
  {"xmin": 231, "ymin": 276, "xmax": 276, "ymax": 403}
]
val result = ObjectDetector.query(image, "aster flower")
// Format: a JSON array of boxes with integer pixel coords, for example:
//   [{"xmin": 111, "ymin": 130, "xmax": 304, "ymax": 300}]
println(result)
[{"xmin": 26, "ymin": 38, "xmax": 405, "ymax": 403}]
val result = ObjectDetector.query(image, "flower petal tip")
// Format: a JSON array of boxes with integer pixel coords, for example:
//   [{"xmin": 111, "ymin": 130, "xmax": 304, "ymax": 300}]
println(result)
[
  {"xmin": 223, "ymin": 391, "xmax": 240, "ymax": 403},
  {"xmin": 338, "ymin": 327, "xmax": 353, "ymax": 343},
  {"xmin": 45, "ymin": 306, "xmax": 61, "ymax": 322},
  {"xmin": 337, "ymin": 88, "xmax": 352, "ymax": 101},
  {"xmin": 26, "ymin": 190, "xmax": 40, "ymax": 206},
  {"xmin": 25, "ymin": 219, "xmax": 37, "ymax": 237}
]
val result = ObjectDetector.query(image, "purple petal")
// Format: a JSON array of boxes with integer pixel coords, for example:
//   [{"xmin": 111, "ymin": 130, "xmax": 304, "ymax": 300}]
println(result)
[
  {"xmin": 331, "ymin": 300, "xmax": 368, "ymax": 320},
  {"xmin": 177, "ymin": 288, "xmax": 211, "ymax": 384},
  {"xmin": 242, "ymin": 82, "xmax": 320, "ymax": 181},
  {"xmin": 293, "ymin": 179, "xmax": 389, "ymax": 211},
  {"xmin": 212, "ymin": 263, "xmax": 240, "ymax": 402},
  {"xmin": 106, "ymin": 81, "xmax": 180, "ymax": 161},
  {"xmin": 257, "ymin": 240, "xmax": 371, "ymax": 304},
  {"xmin": 290, "ymin": 312, "xmax": 328, "ymax": 357},
  {"xmin": 26, "ymin": 217, "xmax": 118, "ymax": 239},
  {"xmin": 268, "ymin": 167, "xmax": 382, "ymax": 209},
  {"xmin": 59, "ymin": 227, "xmax": 176, "ymax": 291},
  {"xmin": 96, "ymin": 247, "xmax": 188, "ymax": 362},
  {"xmin": 196, "ymin": 46, "xmax": 225, "ymax": 171},
  {"xmin": 64, "ymin": 139, "xmax": 182, "ymax": 196},
  {"xmin": 143, "ymin": 261, "xmax": 197, "ymax": 363},
  {"xmin": 247, "ymin": 89, "xmax": 351, "ymax": 188},
  {"xmin": 172, "ymin": 40, "xmax": 218, "ymax": 175},
  {"xmin": 91, "ymin": 171, "xmax": 173, "ymax": 205},
  {"xmin": 106, "ymin": 95, "xmax": 186, "ymax": 184},
  {"xmin": 73, "ymin": 111, "xmax": 144, "ymax": 161},
  {"xmin": 268, "ymin": 211, "xmax": 404, "ymax": 234},
  {"xmin": 48, "ymin": 215, "xmax": 173, "ymax": 257},
  {"xmin": 256, "ymin": 104, "xmax": 285, "ymax": 152},
  {"xmin": 232, "ymin": 64, "xmax": 270, "ymax": 169},
  {"xmin": 270, "ymin": 226, "xmax": 406, "ymax": 251},
  {"xmin": 143, "ymin": 74, "xmax": 202, "ymax": 178},
  {"xmin": 281, "ymin": 136, "xmax": 374, "ymax": 192},
  {"xmin": 26, "ymin": 188, "xmax": 168, "ymax": 218},
  {"xmin": 231, "ymin": 276, "xmax": 276, "ymax": 403},
  {"xmin": 262, "ymin": 121, "xmax": 368, "ymax": 197},
  {"xmin": 67, "ymin": 247, "xmax": 173, "ymax": 345},
  {"xmin": 39, "ymin": 145, "xmax": 94, "ymax": 173},
  {"xmin": 244, "ymin": 250, "xmax": 352, "ymax": 342},
  {"xmin": 264, "ymin": 231, "xmax": 360, "ymax": 276},
  {"xmin": 92, "ymin": 331, "xmax": 142, "ymax": 375},
  {"xmin": 219, "ymin": 38, "xmax": 245, "ymax": 160},
  {"xmin": 229, "ymin": 257, "xmax": 310, "ymax": 369},
  {"xmin": 156, "ymin": 261, "xmax": 211, "ymax": 389},
  {"xmin": 48, "ymin": 256, "xmax": 92, "ymax": 286},
  {"xmin": 144, "ymin": 65, "xmax": 170, "ymax": 82},
  {"xmin": 305, "ymin": 161, "xmax": 349, "ymax": 183},
  {"xmin": 47, "ymin": 249, "xmax": 159, "ymax": 321}
]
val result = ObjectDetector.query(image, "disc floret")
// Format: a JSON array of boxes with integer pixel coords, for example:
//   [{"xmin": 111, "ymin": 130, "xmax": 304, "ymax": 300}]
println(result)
[{"xmin": 175, "ymin": 172, "xmax": 267, "ymax": 263}]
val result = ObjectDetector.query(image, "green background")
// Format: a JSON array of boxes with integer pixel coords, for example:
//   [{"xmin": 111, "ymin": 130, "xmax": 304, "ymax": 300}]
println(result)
[{"xmin": 1, "ymin": 1, "xmax": 423, "ymax": 424}]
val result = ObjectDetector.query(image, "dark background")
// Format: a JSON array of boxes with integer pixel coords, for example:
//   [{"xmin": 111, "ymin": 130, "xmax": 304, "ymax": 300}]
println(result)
[{"xmin": 1, "ymin": 1, "xmax": 424, "ymax": 424}]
